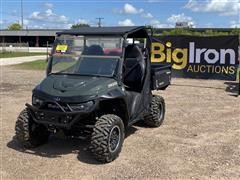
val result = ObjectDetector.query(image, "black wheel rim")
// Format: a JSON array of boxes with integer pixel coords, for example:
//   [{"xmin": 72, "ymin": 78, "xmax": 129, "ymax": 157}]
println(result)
[
  {"xmin": 30, "ymin": 123, "xmax": 46, "ymax": 140},
  {"xmin": 108, "ymin": 125, "xmax": 121, "ymax": 153},
  {"xmin": 31, "ymin": 123, "xmax": 40, "ymax": 137},
  {"xmin": 158, "ymin": 102, "xmax": 163, "ymax": 120}
]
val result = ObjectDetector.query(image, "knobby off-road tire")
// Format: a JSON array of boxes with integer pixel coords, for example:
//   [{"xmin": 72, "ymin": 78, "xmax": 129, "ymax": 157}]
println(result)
[
  {"xmin": 15, "ymin": 108, "xmax": 49, "ymax": 148},
  {"xmin": 90, "ymin": 114, "xmax": 125, "ymax": 163},
  {"xmin": 145, "ymin": 95, "xmax": 165, "ymax": 127}
]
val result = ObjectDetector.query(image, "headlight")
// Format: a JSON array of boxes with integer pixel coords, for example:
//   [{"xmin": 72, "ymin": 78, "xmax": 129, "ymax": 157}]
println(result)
[
  {"xmin": 32, "ymin": 96, "xmax": 44, "ymax": 107},
  {"xmin": 70, "ymin": 101, "xmax": 94, "ymax": 111}
]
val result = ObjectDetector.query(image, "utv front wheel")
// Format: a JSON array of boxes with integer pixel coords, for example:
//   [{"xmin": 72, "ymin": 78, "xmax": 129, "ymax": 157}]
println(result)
[
  {"xmin": 15, "ymin": 108, "xmax": 49, "ymax": 148},
  {"xmin": 90, "ymin": 114, "xmax": 125, "ymax": 163},
  {"xmin": 145, "ymin": 96, "xmax": 165, "ymax": 127}
]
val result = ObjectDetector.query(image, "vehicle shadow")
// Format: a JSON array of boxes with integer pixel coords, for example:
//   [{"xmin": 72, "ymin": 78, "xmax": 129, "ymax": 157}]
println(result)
[
  {"xmin": 7, "ymin": 126, "xmax": 138, "ymax": 165},
  {"xmin": 133, "ymin": 120, "xmax": 146, "ymax": 127},
  {"xmin": 224, "ymin": 82, "xmax": 239, "ymax": 97}
]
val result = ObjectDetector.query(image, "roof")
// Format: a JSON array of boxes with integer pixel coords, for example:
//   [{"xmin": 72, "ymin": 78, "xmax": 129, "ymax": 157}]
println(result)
[
  {"xmin": 57, "ymin": 26, "xmax": 147, "ymax": 36},
  {"xmin": 0, "ymin": 27, "xmax": 236, "ymax": 37},
  {"xmin": 0, "ymin": 29, "xmax": 63, "ymax": 36}
]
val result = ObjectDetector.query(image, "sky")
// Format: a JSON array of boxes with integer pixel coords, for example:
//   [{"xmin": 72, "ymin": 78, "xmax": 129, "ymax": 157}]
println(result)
[{"xmin": 0, "ymin": 0, "xmax": 239, "ymax": 29}]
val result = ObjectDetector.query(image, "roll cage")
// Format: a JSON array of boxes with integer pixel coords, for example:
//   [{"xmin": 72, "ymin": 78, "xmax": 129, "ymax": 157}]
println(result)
[{"xmin": 50, "ymin": 26, "xmax": 152, "ymax": 86}]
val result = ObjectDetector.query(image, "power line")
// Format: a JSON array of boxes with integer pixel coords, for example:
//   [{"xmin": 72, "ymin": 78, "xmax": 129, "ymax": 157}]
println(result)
[
  {"xmin": 96, "ymin": 17, "xmax": 104, "ymax": 27},
  {"xmin": 21, "ymin": 0, "xmax": 23, "ymax": 29}
]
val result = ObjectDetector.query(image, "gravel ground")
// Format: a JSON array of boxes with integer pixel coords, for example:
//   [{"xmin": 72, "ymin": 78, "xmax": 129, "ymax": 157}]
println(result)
[
  {"xmin": 1, "ymin": 66, "xmax": 240, "ymax": 179},
  {"xmin": 0, "ymin": 56, "xmax": 46, "ymax": 66}
]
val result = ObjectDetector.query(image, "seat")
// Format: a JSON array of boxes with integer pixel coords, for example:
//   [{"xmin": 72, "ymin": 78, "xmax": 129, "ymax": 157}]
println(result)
[
  {"xmin": 83, "ymin": 45, "xmax": 104, "ymax": 55},
  {"xmin": 123, "ymin": 45, "xmax": 145, "ymax": 92}
]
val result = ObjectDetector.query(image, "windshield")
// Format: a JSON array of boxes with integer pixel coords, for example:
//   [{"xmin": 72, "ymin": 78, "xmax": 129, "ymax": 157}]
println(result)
[{"xmin": 50, "ymin": 35, "xmax": 123, "ymax": 77}]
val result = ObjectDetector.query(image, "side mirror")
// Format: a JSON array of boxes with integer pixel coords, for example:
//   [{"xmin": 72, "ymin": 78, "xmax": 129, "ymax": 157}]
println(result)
[
  {"xmin": 46, "ymin": 56, "xmax": 52, "ymax": 76},
  {"xmin": 47, "ymin": 55, "xmax": 51, "ymax": 62}
]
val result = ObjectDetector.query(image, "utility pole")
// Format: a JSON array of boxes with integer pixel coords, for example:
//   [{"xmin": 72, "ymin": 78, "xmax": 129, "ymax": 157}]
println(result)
[
  {"xmin": 96, "ymin": 17, "xmax": 104, "ymax": 27},
  {"xmin": 21, "ymin": 0, "xmax": 23, "ymax": 29}
]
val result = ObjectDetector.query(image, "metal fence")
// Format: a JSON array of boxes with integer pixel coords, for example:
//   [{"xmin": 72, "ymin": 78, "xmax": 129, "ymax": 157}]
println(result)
[{"xmin": 0, "ymin": 43, "xmax": 29, "ymax": 52}]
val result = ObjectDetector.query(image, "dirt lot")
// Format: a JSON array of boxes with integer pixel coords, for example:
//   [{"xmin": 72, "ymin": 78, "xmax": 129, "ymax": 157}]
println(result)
[{"xmin": 1, "ymin": 66, "xmax": 240, "ymax": 179}]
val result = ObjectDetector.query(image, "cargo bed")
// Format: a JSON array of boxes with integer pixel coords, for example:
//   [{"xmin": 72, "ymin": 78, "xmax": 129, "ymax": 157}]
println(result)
[{"xmin": 151, "ymin": 63, "xmax": 172, "ymax": 90}]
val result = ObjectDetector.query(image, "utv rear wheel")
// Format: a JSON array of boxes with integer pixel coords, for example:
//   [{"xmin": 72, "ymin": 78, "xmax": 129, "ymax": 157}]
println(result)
[
  {"xmin": 145, "ymin": 96, "xmax": 165, "ymax": 127},
  {"xmin": 15, "ymin": 108, "xmax": 49, "ymax": 148},
  {"xmin": 90, "ymin": 114, "xmax": 125, "ymax": 163}
]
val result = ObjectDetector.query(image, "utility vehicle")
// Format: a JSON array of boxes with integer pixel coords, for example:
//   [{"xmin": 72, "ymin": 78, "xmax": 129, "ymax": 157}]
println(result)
[{"xmin": 15, "ymin": 26, "xmax": 171, "ymax": 163}]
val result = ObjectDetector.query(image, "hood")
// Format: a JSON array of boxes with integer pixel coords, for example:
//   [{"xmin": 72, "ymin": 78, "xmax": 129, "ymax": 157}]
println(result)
[{"xmin": 34, "ymin": 74, "xmax": 118, "ymax": 98}]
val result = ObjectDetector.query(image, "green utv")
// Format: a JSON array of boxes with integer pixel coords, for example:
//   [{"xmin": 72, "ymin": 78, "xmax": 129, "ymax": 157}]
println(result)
[{"xmin": 15, "ymin": 26, "xmax": 171, "ymax": 163}]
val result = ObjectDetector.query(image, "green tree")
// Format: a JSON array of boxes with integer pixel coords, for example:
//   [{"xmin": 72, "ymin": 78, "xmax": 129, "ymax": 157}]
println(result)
[
  {"xmin": 161, "ymin": 28, "xmax": 193, "ymax": 36},
  {"xmin": 71, "ymin": 23, "xmax": 90, "ymax": 29},
  {"xmin": 230, "ymin": 28, "xmax": 240, "ymax": 35},
  {"xmin": 8, "ymin": 23, "xmax": 22, "ymax": 30},
  {"xmin": 153, "ymin": 28, "xmax": 239, "ymax": 36}
]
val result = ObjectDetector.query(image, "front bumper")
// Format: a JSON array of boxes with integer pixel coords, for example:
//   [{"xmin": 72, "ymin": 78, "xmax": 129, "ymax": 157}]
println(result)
[{"xmin": 26, "ymin": 102, "xmax": 96, "ymax": 129}]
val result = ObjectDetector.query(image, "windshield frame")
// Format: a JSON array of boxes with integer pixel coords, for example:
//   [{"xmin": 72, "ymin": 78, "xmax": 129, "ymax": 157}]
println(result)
[{"xmin": 47, "ymin": 35, "xmax": 124, "ymax": 78}]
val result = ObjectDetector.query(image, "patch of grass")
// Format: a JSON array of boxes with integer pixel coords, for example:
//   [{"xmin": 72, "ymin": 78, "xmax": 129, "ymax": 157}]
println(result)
[
  {"xmin": 0, "ymin": 51, "xmax": 46, "ymax": 58},
  {"xmin": 14, "ymin": 60, "xmax": 47, "ymax": 71}
]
